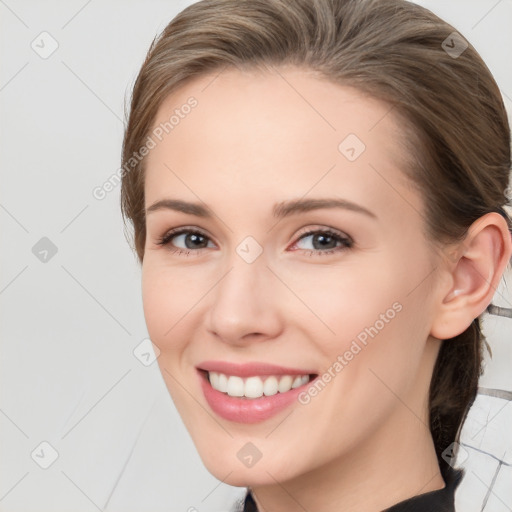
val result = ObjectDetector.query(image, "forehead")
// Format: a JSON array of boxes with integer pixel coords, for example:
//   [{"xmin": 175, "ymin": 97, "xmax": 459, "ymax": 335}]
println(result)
[{"xmin": 144, "ymin": 65, "xmax": 417, "ymax": 216}]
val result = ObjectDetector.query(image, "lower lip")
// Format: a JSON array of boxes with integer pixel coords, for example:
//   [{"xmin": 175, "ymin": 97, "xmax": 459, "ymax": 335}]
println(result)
[{"xmin": 198, "ymin": 370, "xmax": 315, "ymax": 423}]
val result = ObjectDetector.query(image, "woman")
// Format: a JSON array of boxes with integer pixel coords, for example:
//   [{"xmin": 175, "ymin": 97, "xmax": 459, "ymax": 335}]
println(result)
[{"xmin": 120, "ymin": 0, "xmax": 512, "ymax": 510}]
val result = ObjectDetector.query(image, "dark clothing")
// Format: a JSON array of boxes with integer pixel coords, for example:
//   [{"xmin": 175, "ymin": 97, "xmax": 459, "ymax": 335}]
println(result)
[{"xmin": 233, "ymin": 466, "xmax": 463, "ymax": 512}]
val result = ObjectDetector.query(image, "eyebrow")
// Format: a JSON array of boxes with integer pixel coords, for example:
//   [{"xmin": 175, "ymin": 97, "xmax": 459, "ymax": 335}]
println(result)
[{"xmin": 146, "ymin": 197, "xmax": 376, "ymax": 219}]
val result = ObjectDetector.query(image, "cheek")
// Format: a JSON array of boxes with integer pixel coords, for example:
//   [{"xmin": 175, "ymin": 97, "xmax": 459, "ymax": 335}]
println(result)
[
  {"xmin": 305, "ymin": 266, "xmax": 433, "ymax": 421},
  {"xmin": 141, "ymin": 264, "xmax": 199, "ymax": 410},
  {"xmin": 283, "ymin": 253, "xmax": 431, "ymax": 392},
  {"xmin": 141, "ymin": 262, "xmax": 192, "ymax": 353},
  {"xmin": 278, "ymin": 259, "xmax": 406, "ymax": 347}
]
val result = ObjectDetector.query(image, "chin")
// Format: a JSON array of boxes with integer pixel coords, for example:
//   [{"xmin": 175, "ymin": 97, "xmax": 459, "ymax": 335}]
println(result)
[
  {"xmin": 195, "ymin": 441, "xmax": 305, "ymax": 487},
  {"xmin": 202, "ymin": 460, "xmax": 289, "ymax": 487}
]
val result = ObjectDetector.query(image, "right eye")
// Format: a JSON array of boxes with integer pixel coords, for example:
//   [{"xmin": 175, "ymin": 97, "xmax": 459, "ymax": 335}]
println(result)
[{"xmin": 156, "ymin": 227, "xmax": 216, "ymax": 255}]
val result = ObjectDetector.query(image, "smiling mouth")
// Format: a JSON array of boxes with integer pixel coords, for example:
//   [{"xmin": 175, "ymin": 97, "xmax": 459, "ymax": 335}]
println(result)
[{"xmin": 199, "ymin": 370, "xmax": 316, "ymax": 399}]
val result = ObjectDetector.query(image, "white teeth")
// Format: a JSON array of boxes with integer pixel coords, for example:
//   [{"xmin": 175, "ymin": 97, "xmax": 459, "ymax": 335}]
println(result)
[
  {"xmin": 226, "ymin": 376, "xmax": 244, "ymax": 397},
  {"xmin": 278, "ymin": 375, "xmax": 293, "ymax": 393},
  {"xmin": 244, "ymin": 376, "xmax": 264, "ymax": 398},
  {"xmin": 263, "ymin": 376, "xmax": 278, "ymax": 396},
  {"xmin": 209, "ymin": 371, "xmax": 220, "ymax": 389},
  {"xmin": 291, "ymin": 376, "xmax": 302, "ymax": 388},
  {"xmin": 218, "ymin": 373, "xmax": 228, "ymax": 392},
  {"xmin": 207, "ymin": 372, "xmax": 311, "ymax": 399}
]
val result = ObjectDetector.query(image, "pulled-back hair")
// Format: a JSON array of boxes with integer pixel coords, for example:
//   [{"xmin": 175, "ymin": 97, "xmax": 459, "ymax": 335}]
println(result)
[{"xmin": 120, "ymin": 0, "xmax": 511, "ymax": 477}]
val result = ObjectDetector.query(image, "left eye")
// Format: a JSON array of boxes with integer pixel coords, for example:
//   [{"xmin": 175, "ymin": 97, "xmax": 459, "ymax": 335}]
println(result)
[
  {"xmin": 156, "ymin": 227, "xmax": 353, "ymax": 256},
  {"xmin": 292, "ymin": 229, "xmax": 353, "ymax": 255}
]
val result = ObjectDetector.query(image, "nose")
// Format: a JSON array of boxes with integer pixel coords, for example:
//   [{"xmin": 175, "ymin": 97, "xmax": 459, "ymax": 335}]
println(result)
[{"xmin": 205, "ymin": 253, "xmax": 283, "ymax": 347}]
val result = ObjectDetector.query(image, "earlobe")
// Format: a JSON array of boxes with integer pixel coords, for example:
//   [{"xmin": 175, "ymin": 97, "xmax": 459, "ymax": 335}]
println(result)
[{"xmin": 430, "ymin": 212, "xmax": 512, "ymax": 340}]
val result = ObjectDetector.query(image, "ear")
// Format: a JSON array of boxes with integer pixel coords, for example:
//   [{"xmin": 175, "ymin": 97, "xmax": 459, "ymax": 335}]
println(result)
[{"xmin": 430, "ymin": 212, "xmax": 512, "ymax": 340}]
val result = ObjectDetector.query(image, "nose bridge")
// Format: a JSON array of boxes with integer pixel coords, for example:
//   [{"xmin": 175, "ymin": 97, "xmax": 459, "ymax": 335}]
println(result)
[
  {"xmin": 216, "ymin": 234, "xmax": 267, "ymax": 303},
  {"xmin": 206, "ymin": 241, "xmax": 280, "ymax": 342},
  {"xmin": 214, "ymin": 245, "xmax": 266, "ymax": 317}
]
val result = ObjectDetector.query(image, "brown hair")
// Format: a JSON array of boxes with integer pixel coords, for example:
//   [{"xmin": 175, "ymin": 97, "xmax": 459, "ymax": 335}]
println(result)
[{"xmin": 120, "ymin": 0, "xmax": 512, "ymax": 477}]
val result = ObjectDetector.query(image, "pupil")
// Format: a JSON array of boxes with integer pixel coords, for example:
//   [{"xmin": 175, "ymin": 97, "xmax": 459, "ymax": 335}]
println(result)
[
  {"xmin": 186, "ymin": 233, "xmax": 207, "ymax": 249},
  {"xmin": 313, "ymin": 233, "xmax": 335, "ymax": 250}
]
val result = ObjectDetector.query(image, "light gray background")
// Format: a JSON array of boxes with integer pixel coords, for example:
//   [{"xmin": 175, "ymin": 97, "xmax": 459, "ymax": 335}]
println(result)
[{"xmin": 1, "ymin": 1, "xmax": 511, "ymax": 511}]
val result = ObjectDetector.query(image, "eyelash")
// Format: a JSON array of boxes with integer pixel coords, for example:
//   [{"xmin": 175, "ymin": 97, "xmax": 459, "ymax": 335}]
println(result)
[{"xmin": 155, "ymin": 226, "xmax": 353, "ymax": 257}]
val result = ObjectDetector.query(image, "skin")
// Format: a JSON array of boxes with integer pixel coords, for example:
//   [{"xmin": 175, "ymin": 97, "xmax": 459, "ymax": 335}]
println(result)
[{"xmin": 140, "ymin": 65, "xmax": 511, "ymax": 512}]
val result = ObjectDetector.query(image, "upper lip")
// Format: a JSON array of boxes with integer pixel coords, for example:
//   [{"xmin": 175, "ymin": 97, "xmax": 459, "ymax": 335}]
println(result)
[{"xmin": 197, "ymin": 360, "xmax": 316, "ymax": 377}]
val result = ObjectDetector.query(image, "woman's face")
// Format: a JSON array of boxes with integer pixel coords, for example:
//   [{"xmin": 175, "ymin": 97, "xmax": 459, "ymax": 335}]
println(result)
[{"xmin": 142, "ymin": 66, "xmax": 445, "ymax": 486}]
